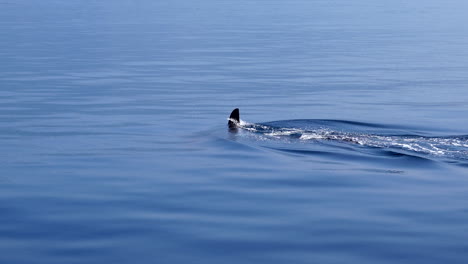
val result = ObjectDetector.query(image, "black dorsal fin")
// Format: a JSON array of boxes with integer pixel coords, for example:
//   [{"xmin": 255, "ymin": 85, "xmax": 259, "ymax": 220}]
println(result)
[{"xmin": 228, "ymin": 108, "xmax": 240, "ymax": 128}]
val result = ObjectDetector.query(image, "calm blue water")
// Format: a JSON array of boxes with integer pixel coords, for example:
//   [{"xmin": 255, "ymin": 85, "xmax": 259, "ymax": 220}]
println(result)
[{"xmin": 1, "ymin": 0, "xmax": 468, "ymax": 263}]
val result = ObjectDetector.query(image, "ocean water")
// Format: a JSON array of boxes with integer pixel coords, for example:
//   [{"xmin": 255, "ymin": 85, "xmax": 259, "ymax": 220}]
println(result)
[{"xmin": 1, "ymin": 0, "xmax": 468, "ymax": 263}]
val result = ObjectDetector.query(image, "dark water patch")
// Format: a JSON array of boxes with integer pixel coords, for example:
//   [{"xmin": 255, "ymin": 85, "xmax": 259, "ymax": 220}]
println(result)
[
  {"xmin": 447, "ymin": 160, "xmax": 468, "ymax": 168},
  {"xmin": 371, "ymin": 149, "xmax": 435, "ymax": 163},
  {"xmin": 266, "ymin": 119, "xmax": 408, "ymax": 130},
  {"xmin": 362, "ymin": 168, "xmax": 405, "ymax": 174}
]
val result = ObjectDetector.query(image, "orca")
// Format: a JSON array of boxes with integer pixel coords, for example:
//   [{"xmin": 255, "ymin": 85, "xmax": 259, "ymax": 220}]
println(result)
[{"xmin": 228, "ymin": 108, "xmax": 240, "ymax": 129}]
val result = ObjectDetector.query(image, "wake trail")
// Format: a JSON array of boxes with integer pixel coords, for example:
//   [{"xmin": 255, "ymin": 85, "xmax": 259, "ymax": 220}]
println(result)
[{"xmin": 235, "ymin": 119, "xmax": 468, "ymax": 160}]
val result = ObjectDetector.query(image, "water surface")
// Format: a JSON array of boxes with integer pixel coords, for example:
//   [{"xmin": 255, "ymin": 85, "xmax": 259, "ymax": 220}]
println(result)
[{"xmin": 1, "ymin": 0, "xmax": 468, "ymax": 263}]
